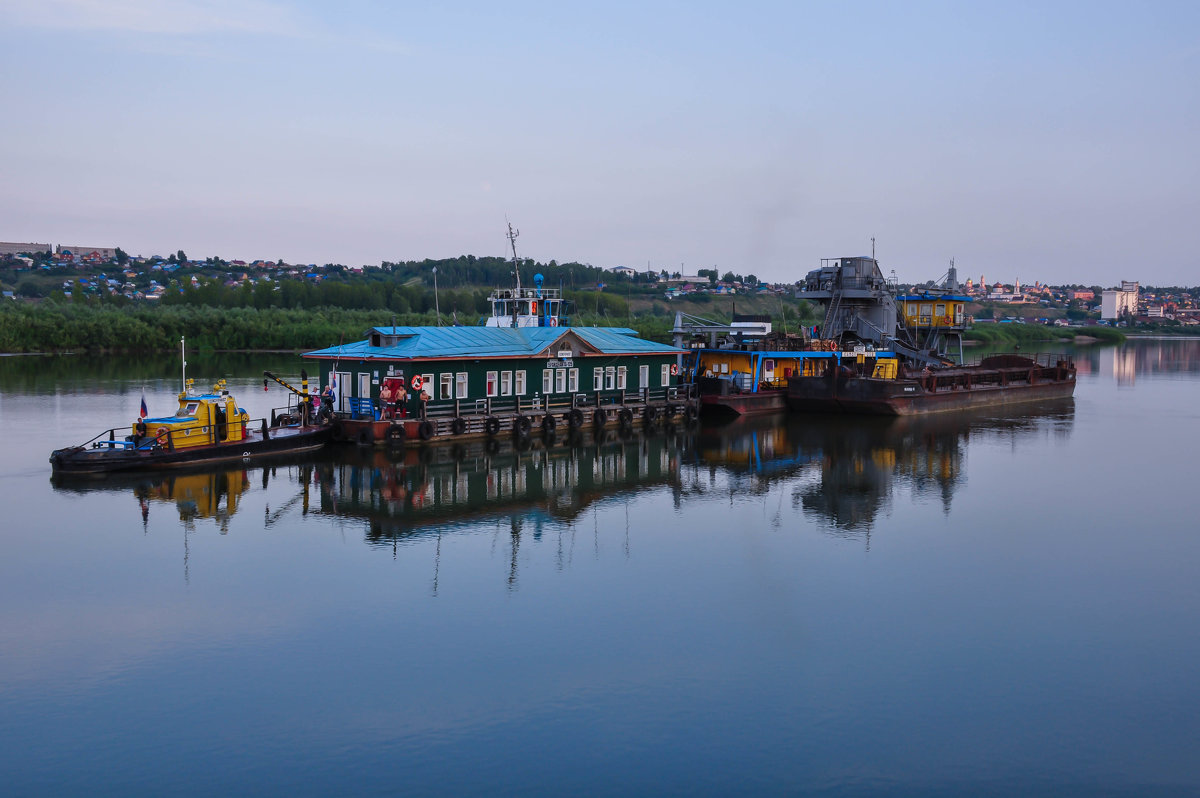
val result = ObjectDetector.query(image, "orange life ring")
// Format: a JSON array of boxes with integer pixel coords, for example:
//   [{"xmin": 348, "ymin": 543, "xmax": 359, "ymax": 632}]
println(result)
[
  {"xmin": 411, "ymin": 375, "xmax": 423, "ymax": 390},
  {"xmin": 549, "ymin": 317, "xmax": 558, "ymax": 326},
  {"xmin": 155, "ymin": 426, "xmax": 169, "ymax": 440}
]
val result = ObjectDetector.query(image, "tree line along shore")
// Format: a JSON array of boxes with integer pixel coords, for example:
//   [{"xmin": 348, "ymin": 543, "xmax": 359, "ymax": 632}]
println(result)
[{"xmin": 0, "ymin": 295, "xmax": 1124, "ymax": 354}]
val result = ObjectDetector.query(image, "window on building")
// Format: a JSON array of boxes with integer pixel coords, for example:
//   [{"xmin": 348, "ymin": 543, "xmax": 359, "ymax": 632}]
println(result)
[
  {"xmin": 568, "ymin": 368, "xmax": 578, "ymax": 393},
  {"xmin": 605, "ymin": 366, "xmax": 615, "ymax": 390},
  {"xmin": 935, "ymin": 303, "xmax": 945, "ymax": 317},
  {"xmin": 455, "ymin": 372, "xmax": 468, "ymax": 399},
  {"xmin": 555, "ymin": 368, "xmax": 567, "ymax": 393},
  {"xmin": 422, "ymin": 374, "xmax": 433, "ymax": 394},
  {"xmin": 486, "ymin": 371, "xmax": 498, "ymax": 397},
  {"xmin": 639, "ymin": 364, "xmax": 649, "ymax": 388},
  {"xmin": 500, "ymin": 371, "xmax": 512, "ymax": 396},
  {"xmin": 515, "ymin": 370, "xmax": 526, "ymax": 395},
  {"xmin": 617, "ymin": 366, "xmax": 627, "ymax": 390},
  {"xmin": 662, "ymin": 364, "xmax": 671, "ymax": 385},
  {"xmin": 439, "ymin": 373, "xmax": 453, "ymax": 400},
  {"xmin": 594, "ymin": 367, "xmax": 604, "ymax": 390},
  {"xmin": 543, "ymin": 369, "xmax": 553, "ymax": 394}
]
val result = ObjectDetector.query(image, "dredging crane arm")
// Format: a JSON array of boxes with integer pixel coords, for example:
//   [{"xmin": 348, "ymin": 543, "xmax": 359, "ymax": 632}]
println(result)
[{"xmin": 262, "ymin": 369, "xmax": 312, "ymax": 400}]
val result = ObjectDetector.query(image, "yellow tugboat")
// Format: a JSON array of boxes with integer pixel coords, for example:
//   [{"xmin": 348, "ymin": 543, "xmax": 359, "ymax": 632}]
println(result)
[{"xmin": 50, "ymin": 370, "xmax": 333, "ymax": 476}]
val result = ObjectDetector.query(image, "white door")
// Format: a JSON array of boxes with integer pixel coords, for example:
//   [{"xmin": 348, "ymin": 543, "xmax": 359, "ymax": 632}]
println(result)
[{"xmin": 332, "ymin": 371, "xmax": 351, "ymax": 412}]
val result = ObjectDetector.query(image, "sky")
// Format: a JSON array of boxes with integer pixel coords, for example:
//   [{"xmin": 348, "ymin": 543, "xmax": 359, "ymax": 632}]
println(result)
[{"xmin": 1, "ymin": 0, "xmax": 1197, "ymax": 287}]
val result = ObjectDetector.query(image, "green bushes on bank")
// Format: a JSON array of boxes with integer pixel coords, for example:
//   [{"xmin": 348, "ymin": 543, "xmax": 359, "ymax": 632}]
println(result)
[{"xmin": 965, "ymin": 323, "xmax": 1125, "ymax": 345}]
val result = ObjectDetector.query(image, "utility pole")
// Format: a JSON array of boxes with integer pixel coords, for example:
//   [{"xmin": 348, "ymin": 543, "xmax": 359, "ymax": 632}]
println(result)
[{"xmin": 432, "ymin": 266, "xmax": 440, "ymax": 326}]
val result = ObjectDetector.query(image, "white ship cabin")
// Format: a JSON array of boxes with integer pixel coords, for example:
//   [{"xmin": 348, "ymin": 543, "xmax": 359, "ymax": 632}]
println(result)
[{"xmin": 485, "ymin": 285, "xmax": 567, "ymax": 328}]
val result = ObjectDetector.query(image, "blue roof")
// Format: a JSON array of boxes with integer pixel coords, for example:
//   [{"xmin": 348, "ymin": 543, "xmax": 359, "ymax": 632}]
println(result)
[{"xmin": 303, "ymin": 326, "xmax": 682, "ymax": 361}]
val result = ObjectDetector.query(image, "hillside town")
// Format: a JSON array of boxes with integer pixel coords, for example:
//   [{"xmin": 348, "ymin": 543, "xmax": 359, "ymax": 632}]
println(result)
[{"xmin": 1, "ymin": 240, "xmax": 1196, "ymax": 327}]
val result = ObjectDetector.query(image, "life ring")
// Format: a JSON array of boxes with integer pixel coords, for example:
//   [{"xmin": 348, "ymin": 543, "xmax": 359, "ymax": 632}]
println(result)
[
  {"xmin": 386, "ymin": 424, "xmax": 406, "ymax": 447},
  {"xmin": 618, "ymin": 408, "xmax": 633, "ymax": 427},
  {"xmin": 418, "ymin": 420, "xmax": 435, "ymax": 440},
  {"xmin": 670, "ymin": 363, "xmax": 679, "ymax": 376},
  {"xmin": 411, "ymin": 375, "xmax": 423, "ymax": 390},
  {"xmin": 357, "ymin": 427, "xmax": 374, "ymax": 446},
  {"xmin": 514, "ymin": 415, "xmax": 532, "ymax": 436},
  {"xmin": 549, "ymin": 317, "xmax": 558, "ymax": 327},
  {"xmin": 451, "ymin": 417, "xmax": 467, "ymax": 435},
  {"xmin": 155, "ymin": 426, "xmax": 169, "ymax": 440},
  {"xmin": 567, "ymin": 409, "xmax": 583, "ymax": 428},
  {"xmin": 593, "ymin": 408, "xmax": 608, "ymax": 427},
  {"xmin": 485, "ymin": 416, "xmax": 501, "ymax": 436},
  {"xmin": 541, "ymin": 414, "xmax": 556, "ymax": 434}
]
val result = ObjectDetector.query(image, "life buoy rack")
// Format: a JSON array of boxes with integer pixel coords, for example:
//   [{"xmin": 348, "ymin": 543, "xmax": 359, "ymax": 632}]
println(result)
[
  {"xmin": 451, "ymin": 417, "xmax": 467, "ymax": 435},
  {"xmin": 418, "ymin": 420, "xmax": 435, "ymax": 440},
  {"xmin": 485, "ymin": 416, "xmax": 501, "ymax": 436}
]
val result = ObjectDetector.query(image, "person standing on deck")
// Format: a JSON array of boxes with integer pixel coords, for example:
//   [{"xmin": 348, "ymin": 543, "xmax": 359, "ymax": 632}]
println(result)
[{"xmin": 379, "ymin": 381, "xmax": 394, "ymax": 420}]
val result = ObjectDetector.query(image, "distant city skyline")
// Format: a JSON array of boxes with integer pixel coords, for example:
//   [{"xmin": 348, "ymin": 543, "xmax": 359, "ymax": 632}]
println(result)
[{"xmin": 2, "ymin": 0, "xmax": 1197, "ymax": 286}]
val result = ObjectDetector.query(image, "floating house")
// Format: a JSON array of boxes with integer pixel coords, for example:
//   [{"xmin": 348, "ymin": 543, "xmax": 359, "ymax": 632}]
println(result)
[{"xmin": 302, "ymin": 324, "xmax": 695, "ymax": 444}]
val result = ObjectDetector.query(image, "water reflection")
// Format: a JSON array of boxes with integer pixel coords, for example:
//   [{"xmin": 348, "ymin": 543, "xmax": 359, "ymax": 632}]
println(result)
[
  {"xmin": 692, "ymin": 400, "xmax": 1075, "ymax": 541},
  {"xmin": 1072, "ymin": 338, "xmax": 1200, "ymax": 384},
  {"xmin": 48, "ymin": 401, "xmax": 1076, "ymax": 568}
]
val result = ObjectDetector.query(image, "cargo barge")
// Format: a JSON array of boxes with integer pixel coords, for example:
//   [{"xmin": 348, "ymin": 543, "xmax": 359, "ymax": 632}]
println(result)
[{"xmin": 787, "ymin": 353, "xmax": 1077, "ymax": 415}]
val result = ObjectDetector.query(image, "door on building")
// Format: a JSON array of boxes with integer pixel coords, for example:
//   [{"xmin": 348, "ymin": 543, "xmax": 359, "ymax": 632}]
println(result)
[{"xmin": 331, "ymin": 371, "xmax": 351, "ymax": 413}]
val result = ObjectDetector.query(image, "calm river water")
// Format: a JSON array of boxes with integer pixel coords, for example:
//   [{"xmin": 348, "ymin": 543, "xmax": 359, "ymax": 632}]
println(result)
[{"xmin": 2, "ymin": 340, "xmax": 1199, "ymax": 796}]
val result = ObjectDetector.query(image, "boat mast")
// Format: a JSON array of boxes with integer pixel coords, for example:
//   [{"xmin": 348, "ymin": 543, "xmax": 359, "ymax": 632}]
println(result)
[
  {"xmin": 507, "ymin": 222, "xmax": 522, "ymax": 326},
  {"xmin": 180, "ymin": 336, "xmax": 187, "ymax": 395}
]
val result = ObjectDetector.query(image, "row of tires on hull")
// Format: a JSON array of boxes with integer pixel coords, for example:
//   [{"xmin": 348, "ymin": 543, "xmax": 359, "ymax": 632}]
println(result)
[{"xmin": 353, "ymin": 404, "xmax": 698, "ymax": 447}]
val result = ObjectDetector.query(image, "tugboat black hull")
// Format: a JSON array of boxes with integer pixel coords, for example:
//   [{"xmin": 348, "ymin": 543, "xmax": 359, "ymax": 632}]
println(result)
[{"xmin": 50, "ymin": 425, "xmax": 333, "ymax": 476}]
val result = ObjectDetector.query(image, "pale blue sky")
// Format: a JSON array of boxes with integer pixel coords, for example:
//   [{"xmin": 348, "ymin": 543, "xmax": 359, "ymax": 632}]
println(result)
[{"xmin": 2, "ymin": 0, "xmax": 1197, "ymax": 285}]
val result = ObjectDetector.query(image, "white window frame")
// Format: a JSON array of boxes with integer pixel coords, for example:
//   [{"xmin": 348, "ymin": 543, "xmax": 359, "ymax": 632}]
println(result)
[
  {"xmin": 500, "ymin": 370, "xmax": 513, "ymax": 396},
  {"xmin": 555, "ymin": 368, "xmax": 567, "ymax": 393},
  {"xmin": 593, "ymin": 367, "xmax": 604, "ymax": 390},
  {"xmin": 543, "ymin": 369, "xmax": 553, "ymax": 394},
  {"xmin": 439, "ymin": 373, "xmax": 453, "ymax": 400},
  {"xmin": 605, "ymin": 366, "xmax": 615, "ymax": 390},
  {"xmin": 455, "ymin": 372, "xmax": 468, "ymax": 399},
  {"xmin": 568, "ymin": 368, "xmax": 578, "ymax": 393},
  {"xmin": 639, "ymin": 364, "xmax": 649, "ymax": 389},
  {"xmin": 617, "ymin": 366, "xmax": 627, "ymax": 390},
  {"xmin": 421, "ymin": 373, "xmax": 433, "ymax": 394},
  {"xmin": 515, "ymin": 370, "xmax": 526, "ymax": 396},
  {"xmin": 661, "ymin": 364, "xmax": 671, "ymax": 386},
  {"xmin": 486, "ymin": 370, "xmax": 498, "ymax": 397}
]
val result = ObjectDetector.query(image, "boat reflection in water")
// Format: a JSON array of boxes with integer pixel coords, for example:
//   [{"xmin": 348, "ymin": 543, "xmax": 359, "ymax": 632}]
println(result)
[
  {"xmin": 312, "ymin": 432, "xmax": 689, "ymax": 585},
  {"xmin": 50, "ymin": 401, "xmax": 1074, "ymax": 569},
  {"xmin": 691, "ymin": 399, "xmax": 1075, "ymax": 540}
]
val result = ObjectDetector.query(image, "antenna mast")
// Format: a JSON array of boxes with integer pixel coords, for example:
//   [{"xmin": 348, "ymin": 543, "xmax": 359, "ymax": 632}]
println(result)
[{"xmin": 507, "ymin": 222, "xmax": 522, "ymax": 327}]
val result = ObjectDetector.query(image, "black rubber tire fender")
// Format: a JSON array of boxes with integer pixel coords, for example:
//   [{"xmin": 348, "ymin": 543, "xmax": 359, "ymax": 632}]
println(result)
[
  {"xmin": 418, "ymin": 420, "xmax": 435, "ymax": 440},
  {"xmin": 514, "ymin": 415, "xmax": 532, "ymax": 436},
  {"xmin": 451, "ymin": 417, "xmax": 467, "ymax": 435},
  {"xmin": 485, "ymin": 416, "xmax": 501, "ymax": 436},
  {"xmin": 386, "ymin": 424, "xmax": 406, "ymax": 447},
  {"xmin": 593, "ymin": 408, "xmax": 608, "ymax": 427}
]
